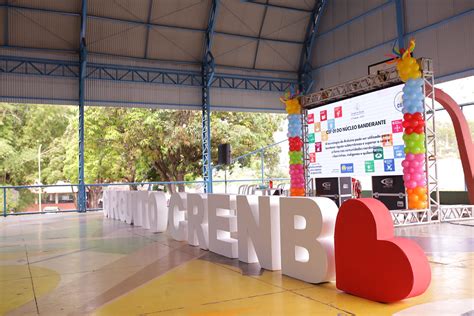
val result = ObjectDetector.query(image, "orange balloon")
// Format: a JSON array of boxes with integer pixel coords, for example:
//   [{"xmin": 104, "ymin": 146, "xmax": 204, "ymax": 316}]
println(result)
[
  {"xmin": 414, "ymin": 187, "xmax": 427, "ymax": 195},
  {"xmin": 408, "ymin": 193, "xmax": 419, "ymax": 203}
]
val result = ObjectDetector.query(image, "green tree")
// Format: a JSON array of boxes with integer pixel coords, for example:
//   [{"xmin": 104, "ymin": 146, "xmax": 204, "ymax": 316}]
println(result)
[
  {"xmin": 75, "ymin": 108, "xmax": 284, "ymax": 194},
  {"xmin": 0, "ymin": 103, "xmax": 74, "ymax": 185}
]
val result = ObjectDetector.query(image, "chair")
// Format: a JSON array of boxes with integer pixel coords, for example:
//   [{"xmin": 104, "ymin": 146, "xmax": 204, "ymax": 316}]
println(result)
[
  {"xmin": 237, "ymin": 184, "xmax": 248, "ymax": 195},
  {"xmin": 246, "ymin": 184, "xmax": 257, "ymax": 195},
  {"xmin": 277, "ymin": 183, "xmax": 289, "ymax": 196}
]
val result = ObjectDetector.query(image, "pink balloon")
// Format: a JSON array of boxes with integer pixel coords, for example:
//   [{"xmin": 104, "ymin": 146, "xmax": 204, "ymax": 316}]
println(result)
[
  {"xmin": 411, "ymin": 160, "xmax": 419, "ymax": 168},
  {"xmin": 401, "ymin": 160, "xmax": 410, "ymax": 168},
  {"xmin": 412, "ymin": 173, "xmax": 422, "ymax": 181},
  {"xmin": 415, "ymin": 165, "xmax": 425, "ymax": 173},
  {"xmin": 408, "ymin": 168, "xmax": 415, "ymax": 174},
  {"xmin": 404, "ymin": 174, "xmax": 412, "ymax": 182},
  {"xmin": 406, "ymin": 153, "xmax": 415, "ymax": 161},
  {"xmin": 408, "ymin": 180, "xmax": 417, "ymax": 189},
  {"xmin": 415, "ymin": 154, "xmax": 425, "ymax": 162}
]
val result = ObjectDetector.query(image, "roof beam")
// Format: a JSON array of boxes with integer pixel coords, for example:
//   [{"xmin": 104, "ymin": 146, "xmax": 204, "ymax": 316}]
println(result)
[
  {"xmin": 315, "ymin": 0, "xmax": 392, "ymax": 39},
  {"xmin": 394, "ymin": 0, "xmax": 406, "ymax": 49},
  {"xmin": 3, "ymin": 1, "xmax": 8, "ymax": 46},
  {"xmin": 242, "ymin": 1, "xmax": 312, "ymax": 13},
  {"xmin": 0, "ymin": 3, "xmax": 302, "ymax": 45},
  {"xmin": 252, "ymin": 0, "xmax": 269, "ymax": 68},
  {"xmin": 298, "ymin": 0, "xmax": 327, "ymax": 93},
  {"xmin": 143, "ymin": 0, "xmax": 154, "ymax": 58}
]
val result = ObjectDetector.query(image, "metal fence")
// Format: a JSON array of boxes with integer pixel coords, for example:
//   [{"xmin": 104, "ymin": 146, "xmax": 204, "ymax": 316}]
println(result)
[{"xmin": 1, "ymin": 177, "xmax": 291, "ymax": 216}]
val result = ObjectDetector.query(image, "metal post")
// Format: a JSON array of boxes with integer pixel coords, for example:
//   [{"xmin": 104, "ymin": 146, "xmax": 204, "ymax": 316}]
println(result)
[
  {"xmin": 302, "ymin": 109, "xmax": 311, "ymax": 196},
  {"xmin": 260, "ymin": 150, "xmax": 264, "ymax": 184},
  {"xmin": 78, "ymin": 0, "xmax": 87, "ymax": 212},
  {"xmin": 201, "ymin": 0, "xmax": 218, "ymax": 193},
  {"xmin": 3, "ymin": 0, "xmax": 8, "ymax": 46},
  {"xmin": 298, "ymin": 0, "xmax": 327, "ymax": 94},
  {"xmin": 3, "ymin": 188, "xmax": 6, "ymax": 217},
  {"xmin": 38, "ymin": 144, "xmax": 42, "ymax": 213},
  {"xmin": 394, "ymin": 0, "xmax": 406, "ymax": 50}
]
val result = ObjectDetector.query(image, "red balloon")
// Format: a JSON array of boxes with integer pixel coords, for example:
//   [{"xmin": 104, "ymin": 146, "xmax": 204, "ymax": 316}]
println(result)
[
  {"xmin": 402, "ymin": 120, "xmax": 410, "ymax": 128},
  {"xmin": 409, "ymin": 119, "xmax": 418, "ymax": 128},
  {"xmin": 413, "ymin": 112, "xmax": 423, "ymax": 120},
  {"xmin": 414, "ymin": 126, "xmax": 424, "ymax": 134},
  {"xmin": 405, "ymin": 127, "xmax": 414, "ymax": 134},
  {"xmin": 404, "ymin": 113, "xmax": 412, "ymax": 121}
]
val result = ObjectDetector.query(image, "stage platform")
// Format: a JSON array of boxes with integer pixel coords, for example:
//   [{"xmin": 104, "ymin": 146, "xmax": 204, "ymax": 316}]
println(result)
[{"xmin": 1, "ymin": 212, "xmax": 473, "ymax": 315}]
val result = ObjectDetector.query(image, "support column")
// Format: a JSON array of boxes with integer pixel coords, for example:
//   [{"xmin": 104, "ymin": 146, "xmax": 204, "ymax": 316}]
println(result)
[
  {"xmin": 394, "ymin": 0, "xmax": 406, "ymax": 50},
  {"xmin": 78, "ymin": 0, "xmax": 87, "ymax": 212},
  {"xmin": 202, "ymin": 0, "xmax": 218, "ymax": 193},
  {"xmin": 298, "ymin": 0, "xmax": 327, "ymax": 94}
]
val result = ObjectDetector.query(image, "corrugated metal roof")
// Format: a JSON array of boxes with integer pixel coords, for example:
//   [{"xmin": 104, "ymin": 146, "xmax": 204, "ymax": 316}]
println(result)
[
  {"xmin": 1, "ymin": 0, "xmax": 472, "ymax": 111},
  {"xmin": 1, "ymin": 0, "xmax": 316, "ymax": 72}
]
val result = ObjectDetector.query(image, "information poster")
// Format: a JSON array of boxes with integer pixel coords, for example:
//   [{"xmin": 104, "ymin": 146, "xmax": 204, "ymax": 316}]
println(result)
[{"xmin": 307, "ymin": 85, "xmax": 405, "ymax": 178}]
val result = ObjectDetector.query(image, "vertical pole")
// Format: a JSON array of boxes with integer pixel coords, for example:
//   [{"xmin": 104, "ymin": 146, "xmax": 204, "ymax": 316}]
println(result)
[
  {"xmin": 38, "ymin": 144, "xmax": 42, "ymax": 213},
  {"xmin": 260, "ymin": 150, "xmax": 264, "ymax": 185},
  {"xmin": 394, "ymin": 0, "xmax": 405, "ymax": 50},
  {"xmin": 78, "ymin": 0, "xmax": 87, "ymax": 212},
  {"xmin": 4, "ymin": 0, "xmax": 8, "ymax": 46},
  {"xmin": 3, "ymin": 188, "xmax": 6, "ymax": 217},
  {"xmin": 202, "ymin": 0, "xmax": 218, "ymax": 193},
  {"xmin": 298, "ymin": 0, "xmax": 327, "ymax": 94}
]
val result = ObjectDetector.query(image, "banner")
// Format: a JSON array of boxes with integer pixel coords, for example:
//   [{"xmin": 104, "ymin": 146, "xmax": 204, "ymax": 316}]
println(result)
[{"xmin": 307, "ymin": 85, "xmax": 404, "ymax": 178}]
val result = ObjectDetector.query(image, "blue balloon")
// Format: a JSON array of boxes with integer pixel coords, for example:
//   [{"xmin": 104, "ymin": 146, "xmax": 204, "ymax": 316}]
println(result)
[{"xmin": 413, "ymin": 78, "xmax": 424, "ymax": 87}]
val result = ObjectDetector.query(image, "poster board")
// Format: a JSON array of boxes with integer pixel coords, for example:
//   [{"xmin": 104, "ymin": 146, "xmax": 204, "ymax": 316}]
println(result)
[{"xmin": 307, "ymin": 85, "xmax": 405, "ymax": 179}]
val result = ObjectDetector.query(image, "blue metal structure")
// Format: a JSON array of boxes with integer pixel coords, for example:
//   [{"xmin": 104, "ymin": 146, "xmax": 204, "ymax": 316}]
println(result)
[
  {"xmin": 0, "ymin": 56, "xmax": 296, "ymax": 92},
  {"xmin": 298, "ymin": 0, "xmax": 327, "ymax": 93},
  {"xmin": 394, "ymin": 0, "xmax": 406, "ymax": 50},
  {"xmin": 78, "ymin": 0, "xmax": 87, "ymax": 212},
  {"xmin": 201, "ymin": 0, "xmax": 219, "ymax": 193}
]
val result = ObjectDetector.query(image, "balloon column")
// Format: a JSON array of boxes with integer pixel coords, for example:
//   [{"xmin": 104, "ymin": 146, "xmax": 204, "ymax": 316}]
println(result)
[
  {"xmin": 390, "ymin": 39, "xmax": 428, "ymax": 209},
  {"xmin": 281, "ymin": 89, "xmax": 305, "ymax": 196}
]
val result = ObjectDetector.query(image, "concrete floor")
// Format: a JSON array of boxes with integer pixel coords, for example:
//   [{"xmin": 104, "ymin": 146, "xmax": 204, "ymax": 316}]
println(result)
[{"xmin": 0, "ymin": 212, "xmax": 473, "ymax": 315}]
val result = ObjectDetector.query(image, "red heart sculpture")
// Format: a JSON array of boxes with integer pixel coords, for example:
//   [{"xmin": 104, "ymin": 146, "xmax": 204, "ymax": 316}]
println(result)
[{"xmin": 335, "ymin": 198, "xmax": 431, "ymax": 303}]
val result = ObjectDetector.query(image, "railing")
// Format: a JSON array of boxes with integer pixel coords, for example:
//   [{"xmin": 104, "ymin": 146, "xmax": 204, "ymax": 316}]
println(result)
[
  {"xmin": 1, "ymin": 138, "xmax": 291, "ymax": 216},
  {"xmin": 0, "ymin": 177, "xmax": 290, "ymax": 216}
]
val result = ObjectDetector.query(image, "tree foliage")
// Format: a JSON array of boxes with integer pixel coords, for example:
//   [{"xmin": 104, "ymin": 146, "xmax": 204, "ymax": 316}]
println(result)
[{"xmin": 1, "ymin": 103, "xmax": 284, "ymax": 197}]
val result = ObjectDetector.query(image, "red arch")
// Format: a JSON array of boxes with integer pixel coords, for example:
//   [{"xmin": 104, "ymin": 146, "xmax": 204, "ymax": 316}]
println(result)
[{"xmin": 428, "ymin": 87, "xmax": 474, "ymax": 204}]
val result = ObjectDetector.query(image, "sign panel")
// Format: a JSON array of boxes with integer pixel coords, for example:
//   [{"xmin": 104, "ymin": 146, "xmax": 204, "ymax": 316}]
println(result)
[{"xmin": 307, "ymin": 85, "xmax": 404, "ymax": 178}]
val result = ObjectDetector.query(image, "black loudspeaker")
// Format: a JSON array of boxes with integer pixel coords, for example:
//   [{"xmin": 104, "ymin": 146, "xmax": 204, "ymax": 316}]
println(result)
[
  {"xmin": 315, "ymin": 177, "xmax": 353, "ymax": 207},
  {"xmin": 372, "ymin": 175, "xmax": 407, "ymax": 210},
  {"xmin": 218, "ymin": 143, "xmax": 231, "ymax": 165}
]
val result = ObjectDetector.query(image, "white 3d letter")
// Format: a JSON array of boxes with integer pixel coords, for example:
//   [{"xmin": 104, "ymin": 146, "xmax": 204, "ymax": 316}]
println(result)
[
  {"xmin": 280, "ymin": 197, "xmax": 338, "ymax": 283},
  {"xmin": 125, "ymin": 192, "xmax": 133, "ymax": 224},
  {"xmin": 148, "ymin": 192, "xmax": 168, "ymax": 233},
  {"xmin": 102, "ymin": 191, "xmax": 109, "ymax": 217},
  {"xmin": 136, "ymin": 191, "xmax": 149, "ymax": 228},
  {"xmin": 208, "ymin": 194, "xmax": 238, "ymax": 258},
  {"xmin": 168, "ymin": 192, "xmax": 188, "ymax": 241},
  {"xmin": 118, "ymin": 192, "xmax": 127, "ymax": 222},
  {"xmin": 187, "ymin": 194, "xmax": 209, "ymax": 249},
  {"xmin": 237, "ymin": 195, "xmax": 281, "ymax": 270}
]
